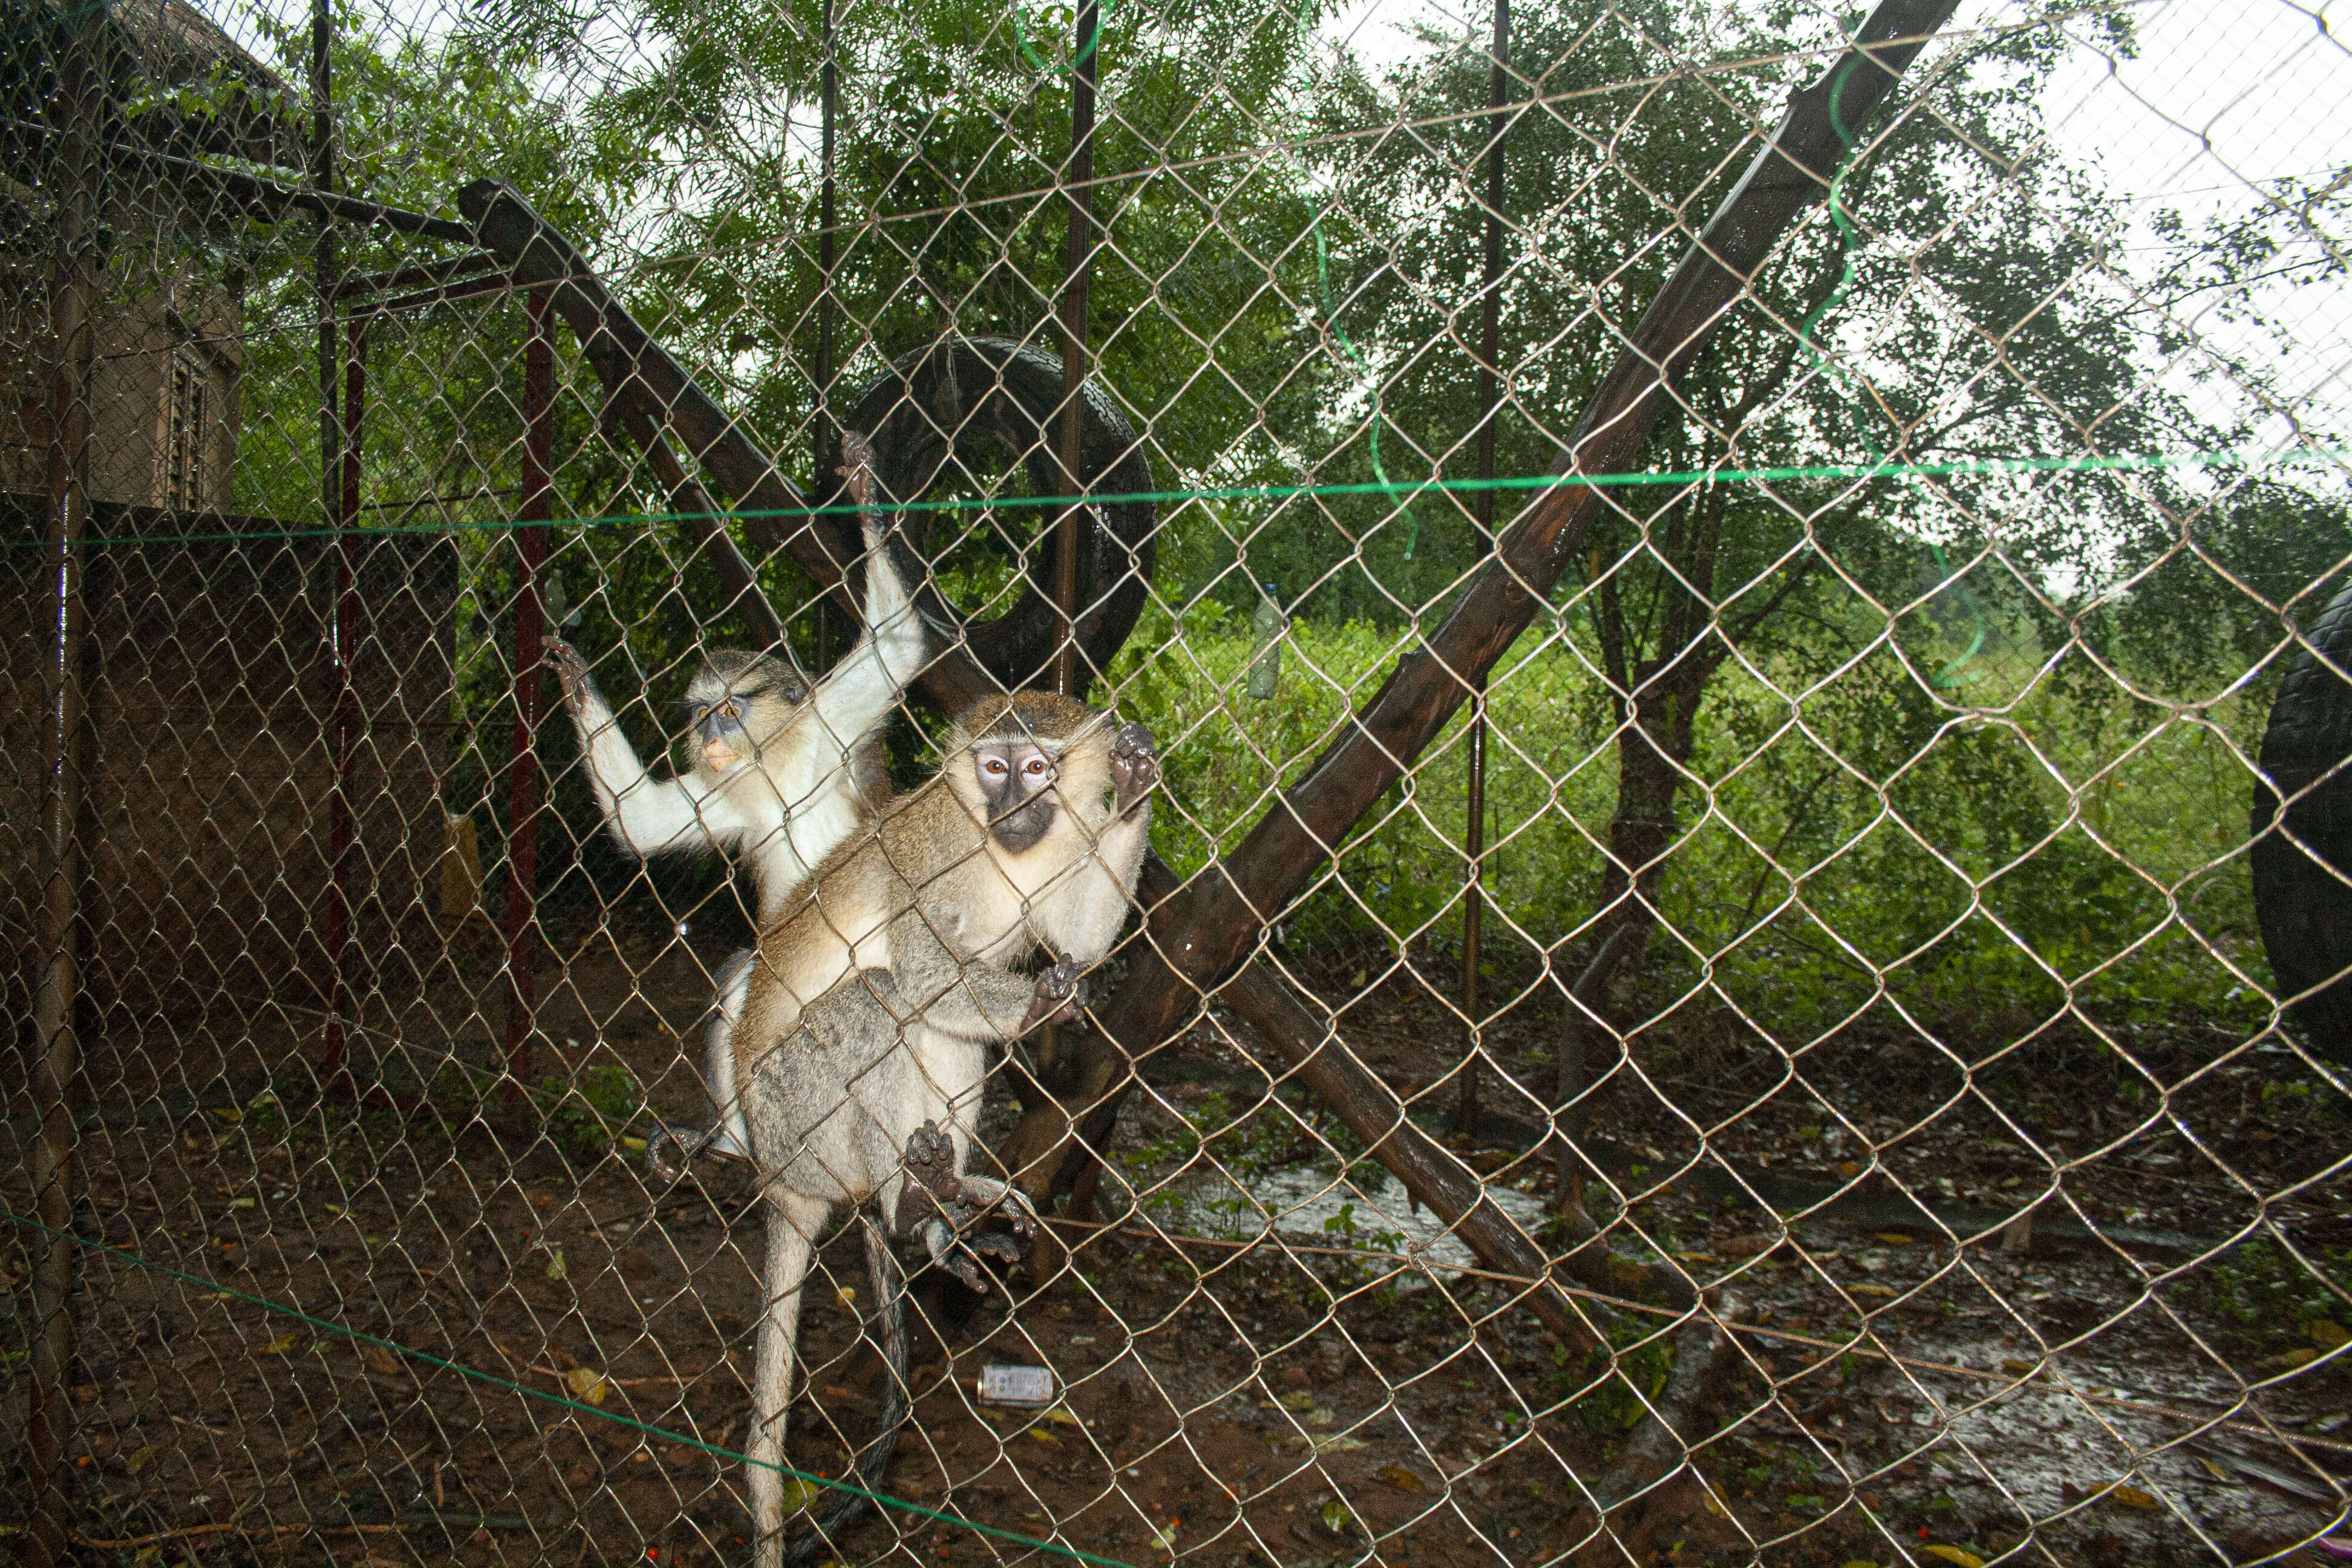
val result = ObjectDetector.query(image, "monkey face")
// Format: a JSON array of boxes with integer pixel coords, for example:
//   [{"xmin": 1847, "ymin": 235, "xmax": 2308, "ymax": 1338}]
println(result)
[
  {"xmin": 973, "ymin": 739, "xmax": 1059, "ymax": 854},
  {"xmin": 684, "ymin": 653, "xmax": 808, "ymax": 778}
]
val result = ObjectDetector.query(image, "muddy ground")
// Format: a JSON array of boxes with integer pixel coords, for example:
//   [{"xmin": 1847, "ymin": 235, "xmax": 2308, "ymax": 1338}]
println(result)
[{"xmin": 2, "ymin": 912, "xmax": 2347, "ymax": 1568}]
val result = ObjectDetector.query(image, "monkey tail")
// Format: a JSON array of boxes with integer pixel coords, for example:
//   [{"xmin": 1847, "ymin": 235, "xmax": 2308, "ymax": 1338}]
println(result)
[{"xmin": 778, "ymin": 1212, "xmax": 910, "ymax": 1567}]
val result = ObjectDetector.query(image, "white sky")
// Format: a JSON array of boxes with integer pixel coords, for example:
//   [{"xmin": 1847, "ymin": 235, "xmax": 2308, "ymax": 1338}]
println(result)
[{"xmin": 1313, "ymin": 0, "xmax": 2352, "ymax": 439}]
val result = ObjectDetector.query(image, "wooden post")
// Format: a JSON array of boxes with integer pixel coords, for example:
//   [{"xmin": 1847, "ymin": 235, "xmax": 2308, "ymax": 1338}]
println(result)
[
  {"xmin": 22, "ymin": 3, "xmax": 99, "ymax": 1560},
  {"xmin": 1456, "ymin": 0, "xmax": 1509, "ymax": 1142},
  {"xmin": 324, "ymin": 323, "xmax": 364, "ymax": 1082},
  {"xmin": 503, "ymin": 292, "xmax": 555, "ymax": 1111}
]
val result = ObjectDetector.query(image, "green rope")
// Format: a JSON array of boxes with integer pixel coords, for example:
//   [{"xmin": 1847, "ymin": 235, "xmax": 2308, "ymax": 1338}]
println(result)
[
  {"xmin": 1314, "ymin": 211, "xmax": 1419, "ymax": 562},
  {"xmin": 1, "ymin": 1207, "xmax": 1139, "ymax": 1568},
  {"xmin": 23, "ymin": 444, "xmax": 2342, "ymax": 550}
]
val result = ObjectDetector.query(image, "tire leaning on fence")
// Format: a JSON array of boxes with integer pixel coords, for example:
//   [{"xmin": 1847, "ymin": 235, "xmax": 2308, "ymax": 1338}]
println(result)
[
  {"xmin": 2252, "ymin": 575, "xmax": 2352, "ymax": 1068},
  {"xmin": 841, "ymin": 335, "xmax": 1157, "ymax": 691}
]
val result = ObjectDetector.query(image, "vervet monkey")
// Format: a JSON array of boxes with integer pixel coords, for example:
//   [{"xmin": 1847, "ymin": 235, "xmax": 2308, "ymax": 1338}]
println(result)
[
  {"xmin": 547, "ymin": 431, "xmax": 929, "ymax": 1168},
  {"xmin": 733, "ymin": 691, "xmax": 1158, "ymax": 1568}
]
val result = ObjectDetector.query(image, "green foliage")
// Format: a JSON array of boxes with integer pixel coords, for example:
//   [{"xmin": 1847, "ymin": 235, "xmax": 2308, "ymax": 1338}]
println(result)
[
  {"xmin": 1108, "ymin": 602, "xmax": 2276, "ymax": 1044},
  {"xmin": 1561, "ymin": 1314, "xmax": 1674, "ymax": 1434},
  {"xmin": 2180, "ymin": 1239, "xmax": 2351, "ymax": 1352},
  {"xmin": 535, "ymin": 1065, "xmax": 643, "ymax": 1161}
]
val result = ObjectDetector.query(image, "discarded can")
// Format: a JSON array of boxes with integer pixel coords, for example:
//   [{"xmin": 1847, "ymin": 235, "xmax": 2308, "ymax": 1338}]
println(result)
[{"xmin": 976, "ymin": 1364, "xmax": 1057, "ymax": 1410}]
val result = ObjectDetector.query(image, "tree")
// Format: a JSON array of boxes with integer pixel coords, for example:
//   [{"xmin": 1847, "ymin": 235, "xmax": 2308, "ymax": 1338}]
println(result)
[{"xmin": 1296, "ymin": 0, "xmax": 2332, "ymax": 1024}]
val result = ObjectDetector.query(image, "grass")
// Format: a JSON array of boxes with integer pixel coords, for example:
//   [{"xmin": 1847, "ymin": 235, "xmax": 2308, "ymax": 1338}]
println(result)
[{"xmin": 1105, "ymin": 601, "xmax": 2276, "ymax": 1050}]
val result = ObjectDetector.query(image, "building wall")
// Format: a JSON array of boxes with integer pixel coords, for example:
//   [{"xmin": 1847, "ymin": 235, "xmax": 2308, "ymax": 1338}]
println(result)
[
  {"xmin": 1, "ymin": 264, "xmax": 240, "ymax": 511},
  {"xmin": 0, "ymin": 503, "xmax": 457, "ymax": 1025}
]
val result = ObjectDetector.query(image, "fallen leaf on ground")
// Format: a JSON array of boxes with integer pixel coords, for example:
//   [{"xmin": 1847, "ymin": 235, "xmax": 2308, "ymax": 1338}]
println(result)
[
  {"xmin": 125, "ymin": 1443, "xmax": 158, "ymax": 1475},
  {"xmin": 544, "ymin": 1246, "xmax": 567, "ymax": 1282},
  {"xmin": 1848, "ymin": 1282, "xmax": 1896, "ymax": 1299},
  {"xmin": 1375, "ymin": 1464, "xmax": 1426, "ymax": 1494},
  {"xmin": 1921, "ymin": 1549, "xmax": 1983, "ymax": 1567},
  {"xmin": 2108, "ymin": 1485, "xmax": 2160, "ymax": 1509},
  {"xmin": 1040, "ymin": 1405, "xmax": 1083, "ymax": 1426},
  {"xmin": 1872, "ymin": 1232, "xmax": 1913, "ymax": 1246},
  {"xmin": 362, "ymin": 1344, "xmax": 403, "ymax": 1377},
  {"xmin": 2305, "ymin": 1320, "xmax": 2348, "ymax": 1348},
  {"xmin": 259, "ymin": 1333, "xmax": 299, "ymax": 1355},
  {"xmin": 562, "ymin": 1366, "xmax": 609, "ymax": 1406}
]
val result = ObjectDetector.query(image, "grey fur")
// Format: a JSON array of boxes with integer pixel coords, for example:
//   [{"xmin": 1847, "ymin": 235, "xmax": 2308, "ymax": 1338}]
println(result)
[{"xmin": 731, "ymin": 691, "xmax": 1157, "ymax": 1568}]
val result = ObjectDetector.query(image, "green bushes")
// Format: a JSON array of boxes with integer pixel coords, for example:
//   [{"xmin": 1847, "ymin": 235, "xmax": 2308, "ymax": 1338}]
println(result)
[{"xmin": 1106, "ymin": 605, "xmax": 2272, "ymax": 1046}]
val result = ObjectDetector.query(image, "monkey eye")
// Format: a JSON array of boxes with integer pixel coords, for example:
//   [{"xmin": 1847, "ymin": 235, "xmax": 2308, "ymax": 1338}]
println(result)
[
  {"xmin": 982, "ymin": 757, "xmax": 1008, "ymax": 776},
  {"xmin": 1024, "ymin": 757, "xmax": 1050, "ymax": 776}
]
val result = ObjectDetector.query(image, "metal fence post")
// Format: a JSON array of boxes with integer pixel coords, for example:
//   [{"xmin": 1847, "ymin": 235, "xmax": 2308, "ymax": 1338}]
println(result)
[
  {"xmin": 324, "ymin": 322, "xmax": 363, "ymax": 1084},
  {"xmin": 22, "ymin": 1, "xmax": 100, "ymax": 1559},
  {"xmin": 1052, "ymin": 0, "xmax": 1099, "ymax": 700},
  {"xmin": 812, "ymin": 0, "xmax": 840, "ymax": 665},
  {"xmin": 503, "ymin": 290, "xmax": 555, "ymax": 1112},
  {"xmin": 1457, "ymin": 0, "xmax": 1508, "ymax": 1140}
]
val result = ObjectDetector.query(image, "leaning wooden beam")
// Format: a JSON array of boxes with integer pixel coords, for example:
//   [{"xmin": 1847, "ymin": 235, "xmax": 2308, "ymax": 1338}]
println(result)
[
  {"xmin": 1076, "ymin": 0, "xmax": 1959, "ymax": 1181},
  {"xmin": 457, "ymin": 178, "xmax": 906, "ymax": 662}
]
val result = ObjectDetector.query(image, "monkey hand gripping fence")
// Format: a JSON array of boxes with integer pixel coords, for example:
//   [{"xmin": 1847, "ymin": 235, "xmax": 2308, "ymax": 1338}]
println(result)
[{"xmin": 4, "ymin": 0, "xmax": 2351, "ymax": 1564}]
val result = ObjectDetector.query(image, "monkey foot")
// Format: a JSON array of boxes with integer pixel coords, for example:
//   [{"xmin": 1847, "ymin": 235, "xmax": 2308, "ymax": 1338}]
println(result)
[
  {"xmin": 1019, "ymin": 958, "xmax": 1087, "ymax": 1033},
  {"xmin": 964, "ymin": 1230, "xmax": 1027, "ymax": 1265},
  {"xmin": 646, "ymin": 1119, "xmax": 750, "ymax": 1183},
  {"xmin": 1109, "ymin": 721, "xmax": 1160, "ymax": 817},
  {"xmin": 899, "ymin": 1123, "xmax": 1040, "ymax": 1293}
]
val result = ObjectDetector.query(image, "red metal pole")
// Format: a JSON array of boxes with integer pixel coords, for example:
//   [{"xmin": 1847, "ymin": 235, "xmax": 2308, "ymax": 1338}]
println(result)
[
  {"xmin": 504, "ymin": 290, "xmax": 554, "ymax": 1111},
  {"xmin": 324, "ymin": 322, "xmax": 362, "ymax": 1083}
]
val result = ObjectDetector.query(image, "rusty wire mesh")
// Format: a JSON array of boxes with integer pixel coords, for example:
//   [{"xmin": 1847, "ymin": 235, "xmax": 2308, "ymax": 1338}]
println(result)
[{"xmin": 4, "ymin": 0, "xmax": 2350, "ymax": 1564}]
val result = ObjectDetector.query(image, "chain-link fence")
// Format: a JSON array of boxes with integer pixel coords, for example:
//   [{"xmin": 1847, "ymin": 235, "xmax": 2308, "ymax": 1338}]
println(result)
[{"xmin": 5, "ymin": 0, "xmax": 2349, "ymax": 1563}]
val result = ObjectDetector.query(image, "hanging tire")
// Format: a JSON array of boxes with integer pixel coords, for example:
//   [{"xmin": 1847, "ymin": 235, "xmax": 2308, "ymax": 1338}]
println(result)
[
  {"xmin": 2251, "ymin": 575, "xmax": 2352, "ymax": 1068},
  {"xmin": 840, "ymin": 336, "xmax": 1156, "ymax": 692}
]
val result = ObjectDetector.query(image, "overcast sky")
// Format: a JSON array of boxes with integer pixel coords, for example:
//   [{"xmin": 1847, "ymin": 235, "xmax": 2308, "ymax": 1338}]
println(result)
[
  {"xmin": 1313, "ymin": 0, "xmax": 2350, "ymax": 441},
  {"xmin": 229, "ymin": 0, "xmax": 2348, "ymax": 440}
]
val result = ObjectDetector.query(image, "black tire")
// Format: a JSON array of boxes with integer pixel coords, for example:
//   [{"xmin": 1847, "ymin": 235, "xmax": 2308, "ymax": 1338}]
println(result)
[
  {"xmin": 840, "ymin": 336, "xmax": 1156, "ymax": 693},
  {"xmin": 2251, "ymin": 575, "xmax": 2352, "ymax": 1067}
]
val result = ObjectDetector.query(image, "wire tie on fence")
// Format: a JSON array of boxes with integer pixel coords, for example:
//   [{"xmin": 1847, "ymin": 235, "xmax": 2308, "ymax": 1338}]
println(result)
[{"xmin": 0, "ymin": 1206, "xmax": 1141, "ymax": 1568}]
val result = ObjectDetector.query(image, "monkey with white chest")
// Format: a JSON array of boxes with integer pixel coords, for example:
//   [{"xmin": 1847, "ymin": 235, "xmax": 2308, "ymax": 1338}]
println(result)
[
  {"xmin": 731, "ymin": 690, "xmax": 1157, "ymax": 1567},
  {"xmin": 546, "ymin": 431, "xmax": 929, "ymax": 1166}
]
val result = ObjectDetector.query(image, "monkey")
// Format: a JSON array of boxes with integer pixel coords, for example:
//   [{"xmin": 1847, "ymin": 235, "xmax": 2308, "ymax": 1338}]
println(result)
[
  {"xmin": 728, "ymin": 690, "xmax": 1158, "ymax": 1568},
  {"xmin": 546, "ymin": 430, "xmax": 930, "ymax": 1171}
]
